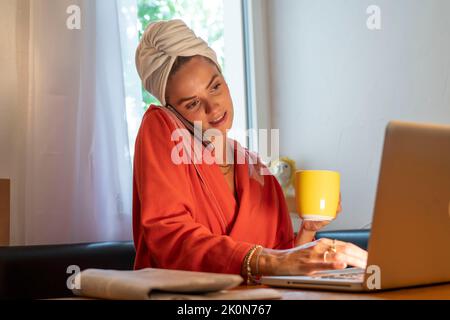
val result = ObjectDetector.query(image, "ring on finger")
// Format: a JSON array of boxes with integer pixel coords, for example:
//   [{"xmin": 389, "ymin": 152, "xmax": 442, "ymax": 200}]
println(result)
[
  {"xmin": 323, "ymin": 250, "xmax": 330, "ymax": 263},
  {"xmin": 330, "ymin": 239, "xmax": 337, "ymax": 253}
]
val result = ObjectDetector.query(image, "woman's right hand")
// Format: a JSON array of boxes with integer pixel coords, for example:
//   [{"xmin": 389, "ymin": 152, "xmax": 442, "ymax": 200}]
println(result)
[{"xmin": 257, "ymin": 238, "xmax": 368, "ymax": 276}]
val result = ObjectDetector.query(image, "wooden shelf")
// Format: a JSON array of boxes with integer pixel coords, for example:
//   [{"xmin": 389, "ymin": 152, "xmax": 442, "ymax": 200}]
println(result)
[{"xmin": 0, "ymin": 179, "xmax": 10, "ymax": 246}]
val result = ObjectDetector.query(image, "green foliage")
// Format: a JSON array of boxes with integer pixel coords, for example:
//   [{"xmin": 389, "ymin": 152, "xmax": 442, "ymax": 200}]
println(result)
[{"xmin": 136, "ymin": 0, "xmax": 224, "ymax": 111}]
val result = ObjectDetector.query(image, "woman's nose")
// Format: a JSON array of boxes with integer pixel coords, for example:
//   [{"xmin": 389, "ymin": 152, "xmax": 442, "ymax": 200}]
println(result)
[{"xmin": 203, "ymin": 98, "xmax": 220, "ymax": 114}]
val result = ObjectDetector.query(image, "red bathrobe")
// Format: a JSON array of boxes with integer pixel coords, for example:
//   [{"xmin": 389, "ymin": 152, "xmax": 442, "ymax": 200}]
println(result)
[{"xmin": 132, "ymin": 105, "xmax": 295, "ymax": 275}]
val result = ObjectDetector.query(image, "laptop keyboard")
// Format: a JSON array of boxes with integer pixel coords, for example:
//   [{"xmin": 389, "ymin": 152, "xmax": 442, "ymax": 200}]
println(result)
[
  {"xmin": 311, "ymin": 268, "xmax": 365, "ymax": 281},
  {"xmin": 317, "ymin": 273, "xmax": 364, "ymax": 281}
]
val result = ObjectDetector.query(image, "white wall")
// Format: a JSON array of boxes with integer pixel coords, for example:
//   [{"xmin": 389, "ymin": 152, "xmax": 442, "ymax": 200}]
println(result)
[{"xmin": 266, "ymin": 0, "xmax": 450, "ymax": 230}]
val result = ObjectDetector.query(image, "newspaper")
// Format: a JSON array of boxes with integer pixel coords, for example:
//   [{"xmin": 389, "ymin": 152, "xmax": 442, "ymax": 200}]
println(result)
[{"xmin": 72, "ymin": 268, "xmax": 282, "ymax": 300}]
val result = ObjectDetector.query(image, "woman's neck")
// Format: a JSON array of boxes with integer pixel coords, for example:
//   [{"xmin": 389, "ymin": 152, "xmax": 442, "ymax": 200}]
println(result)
[{"xmin": 214, "ymin": 135, "xmax": 233, "ymax": 166}]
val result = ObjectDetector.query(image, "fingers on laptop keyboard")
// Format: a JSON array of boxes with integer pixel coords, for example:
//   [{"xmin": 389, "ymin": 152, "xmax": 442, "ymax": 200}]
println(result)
[
  {"xmin": 315, "ymin": 238, "xmax": 368, "ymax": 269},
  {"xmin": 334, "ymin": 252, "xmax": 367, "ymax": 269},
  {"xmin": 314, "ymin": 249, "xmax": 365, "ymax": 270},
  {"xmin": 337, "ymin": 241, "xmax": 368, "ymax": 258},
  {"xmin": 336, "ymin": 243, "xmax": 368, "ymax": 265},
  {"xmin": 317, "ymin": 238, "xmax": 368, "ymax": 260}
]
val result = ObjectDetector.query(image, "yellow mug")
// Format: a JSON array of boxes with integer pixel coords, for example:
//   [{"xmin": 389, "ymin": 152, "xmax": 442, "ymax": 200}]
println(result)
[{"xmin": 295, "ymin": 170, "xmax": 340, "ymax": 221}]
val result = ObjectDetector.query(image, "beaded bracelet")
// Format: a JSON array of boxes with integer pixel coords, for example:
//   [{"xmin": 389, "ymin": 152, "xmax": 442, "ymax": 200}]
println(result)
[
  {"xmin": 255, "ymin": 247, "xmax": 262, "ymax": 276},
  {"xmin": 244, "ymin": 245, "xmax": 263, "ymax": 285}
]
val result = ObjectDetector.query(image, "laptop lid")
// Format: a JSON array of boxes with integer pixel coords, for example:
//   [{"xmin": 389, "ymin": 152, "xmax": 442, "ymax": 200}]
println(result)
[{"xmin": 365, "ymin": 121, "xmax": 450, "ymax": 290}]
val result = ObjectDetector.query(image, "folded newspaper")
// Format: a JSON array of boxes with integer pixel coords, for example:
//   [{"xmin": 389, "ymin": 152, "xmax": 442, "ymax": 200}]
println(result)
[{"xmin": 72, "ymin": 268, "xmax": 282, "ymax": 300}]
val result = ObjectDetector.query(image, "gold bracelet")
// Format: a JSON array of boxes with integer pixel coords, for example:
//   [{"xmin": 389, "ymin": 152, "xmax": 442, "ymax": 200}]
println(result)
[
  {"xmin": 245, "ymin": 245, "xmax": 263, "ymax": 285},
  {"xmin": 255, "ymin": 247, "xmax": 263, "ymax": 276}
]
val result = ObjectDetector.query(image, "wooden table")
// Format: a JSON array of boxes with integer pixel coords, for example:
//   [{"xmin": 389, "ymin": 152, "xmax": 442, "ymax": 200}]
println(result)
[
  {"xmin": 238, "ymin": 283, "xmax": 450, "ymax": 300},
  {"xmin": 54, "ymin": 283, "xmax": 450, "ymax": 300}
]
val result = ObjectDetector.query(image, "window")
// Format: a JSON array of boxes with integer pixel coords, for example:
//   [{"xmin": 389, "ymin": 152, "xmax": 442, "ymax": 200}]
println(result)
[{"xmin": 118, "ymin": 0, "xmax": 249, "ymax": 159}]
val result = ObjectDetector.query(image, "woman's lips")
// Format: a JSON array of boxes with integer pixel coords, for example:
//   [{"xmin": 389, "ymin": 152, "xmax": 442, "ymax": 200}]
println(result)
[{"xmin": 209, "ymin": 111, "xmax": 228, "ymax": 127}]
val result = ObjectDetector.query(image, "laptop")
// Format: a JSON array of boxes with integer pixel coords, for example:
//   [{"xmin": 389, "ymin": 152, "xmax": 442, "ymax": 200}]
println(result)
[{"xmin": 261, "ymin": 121, "xmax": 450, "ymax": 292}]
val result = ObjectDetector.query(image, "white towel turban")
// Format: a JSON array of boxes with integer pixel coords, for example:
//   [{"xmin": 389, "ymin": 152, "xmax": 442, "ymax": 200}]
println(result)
[{"xmin": 135, "ymin": 19, "xmax": 221, "ymax": 106}]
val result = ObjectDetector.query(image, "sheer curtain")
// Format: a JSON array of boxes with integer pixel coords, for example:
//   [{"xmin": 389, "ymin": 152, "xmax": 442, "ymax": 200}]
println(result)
[{"xmin": 10, "ymin": 0, "xmax": 141, "ymax": 245}]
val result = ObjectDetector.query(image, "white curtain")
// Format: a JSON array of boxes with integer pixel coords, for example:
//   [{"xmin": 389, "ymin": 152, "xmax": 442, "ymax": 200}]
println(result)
[{"xmin": 10, "ymin": 0, "xmax": 141, "ymax": 245}]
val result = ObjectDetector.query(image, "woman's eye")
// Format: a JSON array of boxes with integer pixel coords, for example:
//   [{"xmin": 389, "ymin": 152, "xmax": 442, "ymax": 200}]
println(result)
[
  {"xmin": 212, "ymin": 83, "xmax": 221, "ymax": 91},
  {"xmin": 186, "ymin": 100, "xmax": 199, "ymax": 110}
]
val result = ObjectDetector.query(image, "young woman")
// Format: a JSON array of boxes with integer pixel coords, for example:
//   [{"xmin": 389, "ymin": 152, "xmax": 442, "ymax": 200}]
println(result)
[{"xmin": 133, "ymin": 19, "xmax": 367, "ymax": 282}]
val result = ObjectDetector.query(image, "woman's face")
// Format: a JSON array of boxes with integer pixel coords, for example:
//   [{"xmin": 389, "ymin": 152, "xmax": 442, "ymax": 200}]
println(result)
[{"xmin": 165, "ymin": 56, "xmax": 234, "ymax": 136}]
